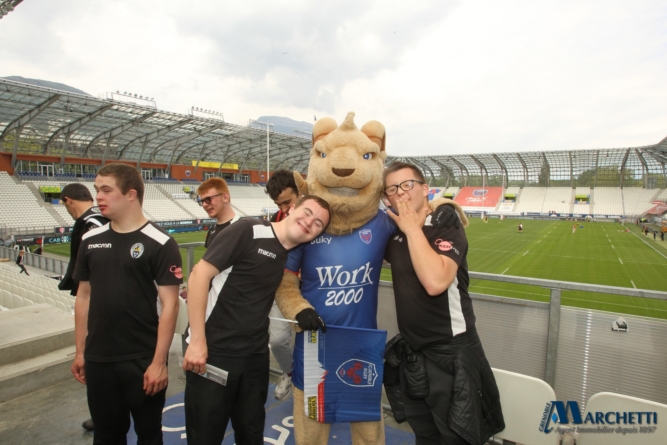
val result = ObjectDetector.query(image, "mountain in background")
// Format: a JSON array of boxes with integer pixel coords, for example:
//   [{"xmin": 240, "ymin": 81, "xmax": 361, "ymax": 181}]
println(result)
[
  {"xmin": 1, "ymin": 76, "xmax": 92, "ymax": 96},
  {"xmin": 255, "ymin": 115, "xmax": 313, "ymax": 136}
]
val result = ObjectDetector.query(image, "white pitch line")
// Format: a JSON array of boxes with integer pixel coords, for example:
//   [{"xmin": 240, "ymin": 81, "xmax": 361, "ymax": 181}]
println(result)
[
  {"xmin": 628, "ymin": 230, "xmax": 667, "ymax": 261},
  {"xmin": 523, "ymin": 251, "xmax": 529, "ymax": 256},
  {"xmin": 537, "ymin": 240, "xmax": 541, "ymax": 244},
  {"xmin": 619, "ymin": 258, "xmax": 623, "ymax": 265},
  {"xmin": 501, "ymin": 268, "xmax": 509, "ymax": 275},
  {"xmin": 611, "ymin": 245, "xmax": 614, "ymax": 249},
  {"xmin": 631, "ymin": 280, "xmax": 636, "ymax": 289}
]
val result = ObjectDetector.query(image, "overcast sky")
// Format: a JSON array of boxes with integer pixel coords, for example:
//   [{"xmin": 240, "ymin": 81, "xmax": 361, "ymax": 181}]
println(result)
[{"xmin": 2, "ymin": 0, "xmax": 667, "ymax": 157}]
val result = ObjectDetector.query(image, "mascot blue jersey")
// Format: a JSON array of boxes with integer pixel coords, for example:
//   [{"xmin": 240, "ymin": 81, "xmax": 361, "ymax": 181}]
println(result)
[{"xmin": 286, "ymin": 210, "xmax": 395, "ymax": 390}]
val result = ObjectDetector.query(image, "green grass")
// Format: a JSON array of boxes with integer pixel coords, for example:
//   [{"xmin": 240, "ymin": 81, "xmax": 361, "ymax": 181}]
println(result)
[
  {"xmin": 381, "ymin": 218, "xmax": 667, "ymax": 319},
  {"xmin": 46, "ymin": 220, "xmax": 667, "ymax": 320}
]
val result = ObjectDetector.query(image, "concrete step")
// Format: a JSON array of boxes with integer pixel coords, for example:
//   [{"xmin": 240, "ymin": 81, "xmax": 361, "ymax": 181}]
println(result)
[
  {"xmin": 0, "ymin": 304, "xmax": 74, "ymax": 366},
  {"xmin": 0, "ymin": 345, "xmax": 76, "ymax": 403}
]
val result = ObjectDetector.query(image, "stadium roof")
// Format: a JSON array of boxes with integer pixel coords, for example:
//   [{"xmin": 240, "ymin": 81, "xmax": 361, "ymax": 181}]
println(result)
[
  {"xmin": 390, "ymin": 137, "xmax": 667, "ymax": 187},
  {"xmin": 0, "ymin": 78, "xmax": 313, "ymax": 173},
  {"xmin": 1, "ymin": 77, "xmax": 666, "ymax": 186}
]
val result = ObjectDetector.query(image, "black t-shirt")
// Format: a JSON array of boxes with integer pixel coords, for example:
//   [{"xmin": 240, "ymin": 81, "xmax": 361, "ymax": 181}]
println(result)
[
  {"xmin": 204, "ymin": 218, "xmax": 236, "ymax": 248},
  {"xmin": 187, "ymin": 218, "xmax": 288, "ymax": 357},
  {"xmin": 384, "ymin": 214, "xmax": 475, "ymax": 350},
  {"xmin": 59, "ymin": 207, "xmax": 109, "ymax": 295},
  {"xmin": 74, "ymin": 221, "xmax": 183, "ymax": 362}
]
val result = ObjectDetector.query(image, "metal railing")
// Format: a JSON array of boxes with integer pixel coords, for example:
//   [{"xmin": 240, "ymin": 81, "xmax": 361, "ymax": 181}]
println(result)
[
  {"xmin": 467, "ymin": 272, "xmax": 667, "ymax": 388},
  {"xmin": 0, "ymin": 245, "xmax": 68, "ymax": 275},
  {"xmin": 5, "ymin": 241, "xmax": 667, "ymax": 406}
]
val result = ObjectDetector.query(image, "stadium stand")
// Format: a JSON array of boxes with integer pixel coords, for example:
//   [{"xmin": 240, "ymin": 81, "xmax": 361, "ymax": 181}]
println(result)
[
  {"xmin": 444, "ymin": 186, "xmax": 459, "ymax": 197},
  {"xmin": 453, "ymin": 186, "xmax": 503, "ymax": 209},
  {"xmin": 0, "ymin": 172, "xmax": 60, "ymax": 230},
  {"xmin": 514, "ymin": 187, "xmax": 547, "ymax": 214},
  {"xmin": 542, "ymin": 187, "xmax": 572, "ymax": 214},
  {"xmin": 623, "ymin": 187, "xmax": 661, "ymax": 216},
  {"xmin": 0, "ymin": 261, "xmax": 73, "ymax": 311},
  {"xmin": 592, "ymin": 187, "xmax": 624, "ymax": 216}
]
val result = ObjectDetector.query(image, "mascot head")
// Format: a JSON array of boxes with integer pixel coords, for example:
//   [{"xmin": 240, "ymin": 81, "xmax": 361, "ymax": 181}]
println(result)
[{"xmin": 302, "ymin": 112, "xmax": 386, "ymax": 235}]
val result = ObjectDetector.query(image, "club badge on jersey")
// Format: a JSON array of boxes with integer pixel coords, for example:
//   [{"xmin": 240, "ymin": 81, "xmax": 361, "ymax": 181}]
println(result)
[{"xmin": 302, "ymin": 325, "xmax": 387, "ymax": 423}]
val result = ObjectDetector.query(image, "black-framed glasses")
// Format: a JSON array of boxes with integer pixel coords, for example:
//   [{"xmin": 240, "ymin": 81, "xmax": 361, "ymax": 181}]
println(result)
[
  {"xmin": 384, "ymin": 180, "xmax": 424, "ymax": 196},
  {"xmin": 196, "ymin": 193, "xmax": 223, "ymax": 206}
]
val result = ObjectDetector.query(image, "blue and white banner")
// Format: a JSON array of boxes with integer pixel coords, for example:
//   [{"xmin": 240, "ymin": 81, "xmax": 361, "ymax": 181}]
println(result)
[{"xmin": 303, "ymin": 325, "xmax": 387, "ymax": 424}]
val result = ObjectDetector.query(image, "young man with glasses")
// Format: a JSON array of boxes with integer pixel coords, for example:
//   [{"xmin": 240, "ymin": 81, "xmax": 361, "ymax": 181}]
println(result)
[
  {"xmin": 383, "ymin": 162, "xmax": 503, "ymax": 445},
  {"xmin": 58, "ymin": 183, "xmax": 110, "ymax": 432},
  {"xmin": 182, "ymin": 195, "xmax": 331, "ymax": 445},
  {"xmin": 197, "ymin": 178, "xmax": 239, "ymax": 248}
]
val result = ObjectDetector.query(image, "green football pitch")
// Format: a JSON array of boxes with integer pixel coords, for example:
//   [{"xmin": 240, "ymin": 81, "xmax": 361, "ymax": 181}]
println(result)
[{"xmin": 45, "ymin": 219, "xmax": 667, "ymax": 320}]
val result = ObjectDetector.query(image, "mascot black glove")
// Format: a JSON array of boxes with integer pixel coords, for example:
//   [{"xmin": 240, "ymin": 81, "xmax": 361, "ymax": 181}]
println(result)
[
  {"xmin": 432, "ymin": 204, "xmax": 460, "ymax": 229},
  {"xmin": 295, "ymin": 308, "xmax": 327, "ymax": 332}
]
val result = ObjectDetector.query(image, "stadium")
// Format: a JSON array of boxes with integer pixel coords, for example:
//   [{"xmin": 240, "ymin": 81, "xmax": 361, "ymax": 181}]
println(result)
[{"xmin": 1, "ymin": 77, "xmax": 666, "ymax": 444}]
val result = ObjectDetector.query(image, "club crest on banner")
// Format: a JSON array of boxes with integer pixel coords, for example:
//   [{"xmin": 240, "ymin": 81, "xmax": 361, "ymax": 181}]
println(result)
[
  {"xmin": 336, "ymin": 359, "xmax": 378, "ymax": 387},
  {"xmin": 473, "ymin": 189, "xmax": 488, "ymax": 197}
]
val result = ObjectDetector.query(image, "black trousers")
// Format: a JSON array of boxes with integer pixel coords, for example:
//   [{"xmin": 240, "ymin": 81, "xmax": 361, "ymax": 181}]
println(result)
[
  {"xmin": 85, "ymin": 357, "xmax": 166, "ymax": 445},
  {"xmin": 184, "ymin": 351, "xmax": 269, "ymax": 445},
  {"xmin": 18, "ymin": 264, "xmax": 28, "ymax": 274}
]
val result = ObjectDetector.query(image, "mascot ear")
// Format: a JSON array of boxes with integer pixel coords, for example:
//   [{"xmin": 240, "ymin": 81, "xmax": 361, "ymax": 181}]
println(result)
[
  {"xmin": 312, "ymin": 117, "xmax": 338, "ymax": 144},
  {"xmin": 360, "ymin": 121, "xmax": 386, "ymax": 161},
  {"xmin": 293, "ymin": 171, "xmax": 308, "ymax": 196}
]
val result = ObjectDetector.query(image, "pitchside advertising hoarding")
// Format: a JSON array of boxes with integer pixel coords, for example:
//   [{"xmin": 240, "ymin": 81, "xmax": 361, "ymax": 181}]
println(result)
[{"xmin": 54, "ymin": 219, "xmax": 217, "ymax": 237}]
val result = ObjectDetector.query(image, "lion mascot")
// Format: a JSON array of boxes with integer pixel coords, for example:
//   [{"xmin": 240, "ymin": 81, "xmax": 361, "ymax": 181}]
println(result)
[{"xmin": 275, "ymin": 112, "xmax": 466, "ymax": 445}]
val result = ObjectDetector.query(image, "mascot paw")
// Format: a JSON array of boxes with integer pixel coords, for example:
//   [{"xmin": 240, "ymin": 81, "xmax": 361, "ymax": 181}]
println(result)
[
  {"xmin": 295, "ymin": 308, "xmax": 327, "ymax": 332},
  {"xmin": 432, "ymin": 204, "xmax": 460, "ymax": 229}
]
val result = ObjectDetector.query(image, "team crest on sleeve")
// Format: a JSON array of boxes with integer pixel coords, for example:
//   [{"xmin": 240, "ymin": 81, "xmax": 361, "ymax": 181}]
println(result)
[
  {"xmin": 130, "ymin": 243, "xmax": 144, "ymax": 258},
  {"xmin": 336, "ymin": 359, "xmax": 378, "ymax": 387},
  {"xmin": 359, "ymin": 229, "xmax": 372, "ymax": 244}
]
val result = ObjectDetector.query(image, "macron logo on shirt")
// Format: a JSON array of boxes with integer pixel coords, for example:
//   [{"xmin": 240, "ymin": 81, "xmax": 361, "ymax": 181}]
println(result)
[
  {"xmin": 88, "ymin": 243, "xmax": 112, "ymax": 249},
  {"xmin": 258, "ymin": 248, "xmax": 277, "ymax": 259}
]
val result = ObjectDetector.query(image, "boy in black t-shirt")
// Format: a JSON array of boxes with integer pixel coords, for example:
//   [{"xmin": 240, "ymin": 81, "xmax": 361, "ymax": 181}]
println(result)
[
  {"xmin": 383, "ymin": 162, "xmax": 503, "ymax": 445},
  {"xmin": 182, "ymin": 195, "xmax": 330, "ymax": 445},
  {"xmin": 72, "ymin": 163, "xmax": 182, "ymax": 445},
  {"xmin": 265, "ymin": 170, "xmax": 302, "ymax": 401}
]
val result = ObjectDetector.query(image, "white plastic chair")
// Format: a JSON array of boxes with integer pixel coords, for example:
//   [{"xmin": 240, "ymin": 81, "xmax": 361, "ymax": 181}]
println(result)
[
  {"xmin": 577, "ymin": 392, "xmax": 667, "ymax": 445},
  {"xmin": 491, "ymin": 368, "xmax": 560, "ymax": 445},
  {"xmin": 12, "ymin": 294, "xmax": 24, "ymax": 308},
  {"xmin": 1, "ymin": 289, "xmax": 12, "ymax": 308}
]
